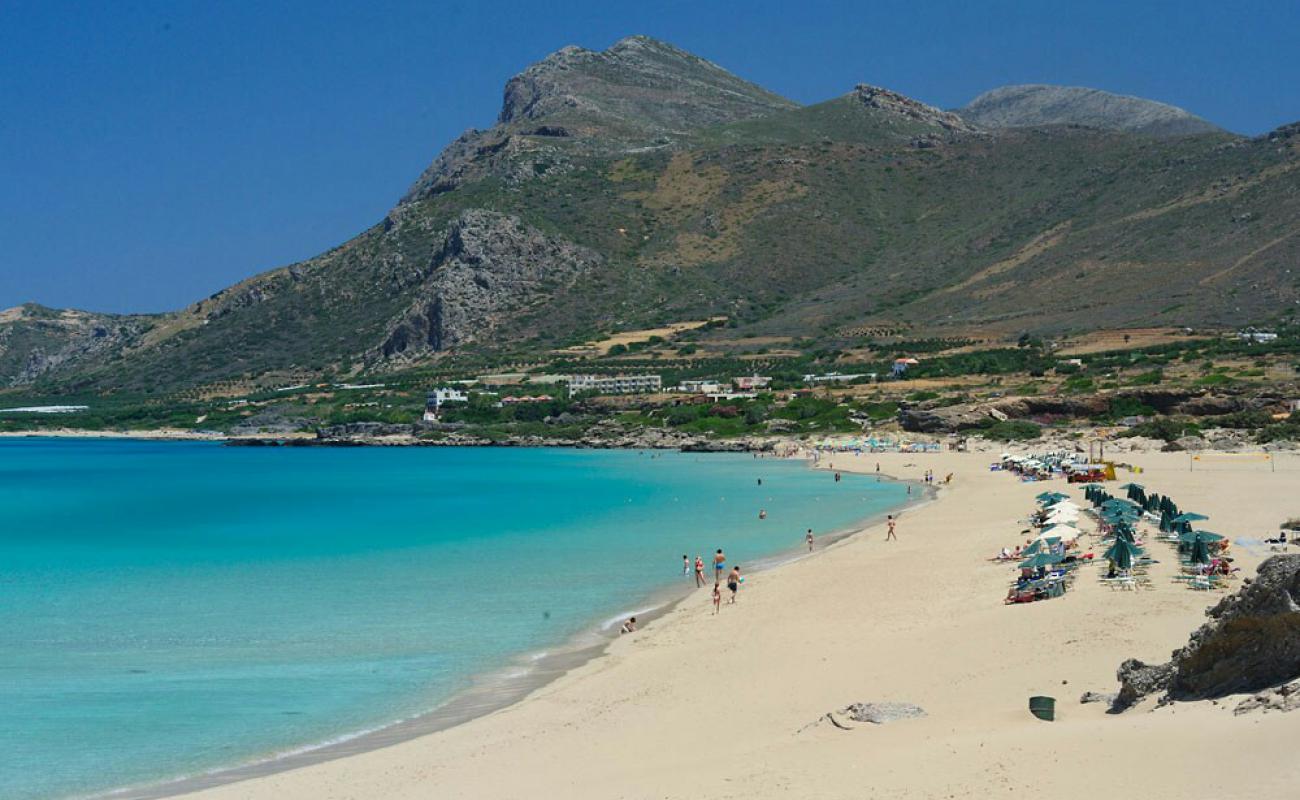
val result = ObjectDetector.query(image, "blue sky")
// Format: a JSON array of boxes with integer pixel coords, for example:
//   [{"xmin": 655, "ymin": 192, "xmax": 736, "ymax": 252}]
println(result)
[{"xmin": 1, "ymin": 0, "xmax": 1295, "ymax": 313}]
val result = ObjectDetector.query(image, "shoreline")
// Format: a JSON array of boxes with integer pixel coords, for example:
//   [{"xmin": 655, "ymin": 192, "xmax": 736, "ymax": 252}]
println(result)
[
  {"xmin": 90, "ymin": 457, "xmax": 929, "ymax": 800},
  {"xmin": 162, "ymin": 449, "xmax": 1300, "ymax": 800}
]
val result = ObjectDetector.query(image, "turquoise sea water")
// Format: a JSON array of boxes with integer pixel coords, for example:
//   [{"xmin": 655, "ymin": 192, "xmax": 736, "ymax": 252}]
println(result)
[{"xmin": 0, "ymin": 439, "xmax": 908, "ymax": 800}]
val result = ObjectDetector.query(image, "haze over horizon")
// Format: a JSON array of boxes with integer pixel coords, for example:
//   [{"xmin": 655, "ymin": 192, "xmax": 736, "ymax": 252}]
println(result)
[{"xmin": 2, "ymin": 0, "xmax": 1295, "ymax": 314}]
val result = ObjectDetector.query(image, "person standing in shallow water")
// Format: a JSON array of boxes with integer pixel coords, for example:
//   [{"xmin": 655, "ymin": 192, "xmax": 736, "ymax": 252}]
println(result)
[
  {"xmin": 886, "ymin": 515, "xmax": 897, "ymax": 542},
  {"xmin": 713, "ymin": 549, "xmax": 726, "ymax": 581},
  {"xmin": 682, "ymin": 554, "xmax": 689, "ymax": 576},
  {"xmin": 694, "ymin": 555, "xmax": 706, "ymax": 588},
  {"xmin": 805, "ymin": 528, "xmax": 814, "ymax": 552}
]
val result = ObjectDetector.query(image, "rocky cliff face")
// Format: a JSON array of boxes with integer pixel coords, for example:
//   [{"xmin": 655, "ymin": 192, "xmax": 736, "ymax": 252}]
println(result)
[
  {"xmin": 0, "ymin": 304, "xmax": 151, "ymax": 387},
  {"xmin": 377, "ymin": 210, "xmax": 601, "ymax": 360},
  {"xmin": 400, "ymin": 35, "xmax": 798, "ymax": 202},
  {"xmin": 853, "ymin": 84, "xmax": 978, "ymax": 133},
  {"xmin": 1113, "ymin": 555, "xmax": 1300, "ymax": 710},
  {"xmin": 958, "ymin": 84, "xmax": 1224, "ymax": 137}
]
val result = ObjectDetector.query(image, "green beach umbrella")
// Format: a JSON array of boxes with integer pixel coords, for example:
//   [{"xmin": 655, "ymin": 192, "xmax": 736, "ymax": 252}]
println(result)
[
  {"xmin": 1179, "ymin": 530, "xmax": 1224, "ymax": 543},
  {"xmin": 1104, "ymin": 538, "xmax": 1143, "ymax": 570},
  {"xmin": 1189, "ymin": 535, "xmax": 1212, "ymax": 565},
  {"xmin": 1172, "ymin": 512, "xmax": 1209, "ymax": 523},
  {"xmin": 1018, "ymin": 552, "xmax": 1065, "ymax": 569},
  {"xmin": 1118, "ymin": 482, "xmax": 1144, "ymax": 491},
  {"xmin": 1019, "ymin": 540, "xmax": 1045, "ymax": 556}
]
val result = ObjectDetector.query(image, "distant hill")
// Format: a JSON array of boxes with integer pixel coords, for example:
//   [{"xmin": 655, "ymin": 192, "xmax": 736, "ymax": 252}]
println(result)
[
  {"xmin": 958, "ymin": 84, "xmax": 1224, "ymax": 137},
  {"xmin": 3, "ymin": 37, "xmax": 1297, "ymax": 396}
]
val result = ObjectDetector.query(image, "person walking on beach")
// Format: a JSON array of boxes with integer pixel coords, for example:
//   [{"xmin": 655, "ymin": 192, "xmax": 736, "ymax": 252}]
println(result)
[
  {"xmin": 694, "ymin": 556, "xmax": 706, "ymax": 588},
  {"xmin": 712, "ymin": 582, "xmax": 722, "ymax": 614},
  {"xmin": 805, "ymin": 528, "xmax": 815, "ymax": 552},
  {"xmin": 886, "ymin": 515, "xmax": 897, "ymax": 542},
  {"xmin": 714, "ymin": 549, "xmax": 727, "ymax": 581},
  {"xmin": 727, "ymin": 567, "xmax": 742, "ymax": 603}
]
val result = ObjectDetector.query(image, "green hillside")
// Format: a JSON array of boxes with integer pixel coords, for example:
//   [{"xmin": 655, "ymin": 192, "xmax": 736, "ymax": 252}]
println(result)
[{"xmin": 2, "ymin": 36, "xmax": 1297, "ymax": 399}]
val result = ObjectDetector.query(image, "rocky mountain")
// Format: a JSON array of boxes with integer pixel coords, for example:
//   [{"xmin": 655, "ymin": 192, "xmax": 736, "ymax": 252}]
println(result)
[
  {"xmin": 3, "ymin": 36, "xmax": 1297, "ymax": 396},
  {"xmin": 0, "ymin": 304, "xmax": 154, "ymax": 388},
  {"xmin": 958, "ymin": 84, "xmax": 1224, "ymax": 137}
]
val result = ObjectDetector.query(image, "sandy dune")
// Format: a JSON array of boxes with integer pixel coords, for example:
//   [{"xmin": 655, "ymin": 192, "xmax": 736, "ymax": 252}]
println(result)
[{"xmin": 174, "ymin": 450, "xmax": 1300, "ymax": 800}]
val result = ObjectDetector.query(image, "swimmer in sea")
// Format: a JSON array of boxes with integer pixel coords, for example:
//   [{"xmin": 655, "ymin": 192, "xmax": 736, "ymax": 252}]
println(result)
[{"xmin": 759, "ymin": 509, "xmax": 767, "ymax": 520}]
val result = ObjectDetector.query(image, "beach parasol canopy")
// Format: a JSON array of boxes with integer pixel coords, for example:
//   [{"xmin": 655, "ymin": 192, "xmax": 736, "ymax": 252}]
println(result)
[
  {"xmin": 1104, "ymin": 538, "xmax": 1143, "ymax": 570},
  {"xmin": 1118, "ymin": 482, "xmax": 1144, "ymax": 491},
  {"xmin": 1018, "ymin": 552, "xmax": 1065, "ymax": 569},
  {"xmin": 1179, "ymin": 530, "xmax": 1224, "ymax": 543},
  {"xmin": 1039, "ymin": 524, "xmax": 1077, "ymax": 537},
  {"xmin": 1189, "ymin": 535, "xmax": 1212, "ymax": 565},
  {"xmin": 1172, "ymin": 512, "xmax": 1209, "ymax": 523}
]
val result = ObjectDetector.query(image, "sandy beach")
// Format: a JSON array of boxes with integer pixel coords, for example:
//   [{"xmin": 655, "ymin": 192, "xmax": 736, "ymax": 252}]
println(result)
[{"xmin": 166, "ymin": 449, "xmax": 1300, "ymax": 800}]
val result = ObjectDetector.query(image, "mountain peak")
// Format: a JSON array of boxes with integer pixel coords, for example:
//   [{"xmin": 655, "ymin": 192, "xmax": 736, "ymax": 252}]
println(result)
[
  {"xmin": 497, "ymin": 35, "xmax": 797, "ymax": 132},
  {"xmin": 958, "ymin": 84, "xmax": 1224, "ymax": 137}
]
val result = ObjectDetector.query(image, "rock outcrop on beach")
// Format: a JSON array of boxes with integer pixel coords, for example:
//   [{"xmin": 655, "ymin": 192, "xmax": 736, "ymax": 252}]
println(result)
[{"xmin": 1112, "ymin": 555, "xmax": 1300, "ymax": 711}]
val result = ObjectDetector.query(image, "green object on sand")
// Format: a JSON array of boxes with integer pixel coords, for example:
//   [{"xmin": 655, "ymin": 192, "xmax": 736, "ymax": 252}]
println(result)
[
  {"xmin": 1029, "ymin": 696, "xmax": 1056, "ymax": 721},
  {"xmin": 1018, "ymin": 553, "xmax": 1064, "ymax": 569}
]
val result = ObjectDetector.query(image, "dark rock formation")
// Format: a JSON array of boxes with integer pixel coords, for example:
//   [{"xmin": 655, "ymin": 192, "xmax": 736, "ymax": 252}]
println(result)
[{"xmin": 1112, "ymin": 556, "xmax": 1300, "ymax": 711}]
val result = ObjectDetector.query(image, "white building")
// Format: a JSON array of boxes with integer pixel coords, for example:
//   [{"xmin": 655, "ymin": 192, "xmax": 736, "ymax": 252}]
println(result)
[
  {"xmin": 803, "ymin": 372, "xmax": 869, "ymax": 385},
  {"xmin": 678, "ymin": 379, "xmax": 724, "ymax": 394},
  {"xmin": 1238, "ymin": 329, "xmax": 1279, "ymax": 343},
  {"xmin": 424, "ymin": 387, "xmax": 469, "ymax": 421},
  {"xmin": 568, "ymin": 374, "xmax": 663, "ymax": 396},
  {"xmin": 732, "ymin": 375, "xmax": 772, "ymax": 390}
]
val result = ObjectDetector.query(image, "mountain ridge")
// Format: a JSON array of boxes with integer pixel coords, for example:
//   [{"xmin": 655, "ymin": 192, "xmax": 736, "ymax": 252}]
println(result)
[{"xmin": 4, "ymin": 36, "xmax": 1297, "ymax": 396}]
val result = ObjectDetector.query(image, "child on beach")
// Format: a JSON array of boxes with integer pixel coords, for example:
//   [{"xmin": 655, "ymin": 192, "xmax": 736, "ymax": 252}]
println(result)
[
  {"xmin": 886, "ymin": 515, "xmax": 897, "ymax": 542},
  {"xmin": 620, "ymin": 617, "xmax": 636, "ymax": 634},
  {"xmin": 712, "ymin": 583, "xmax": 721, "ymax": 614}
]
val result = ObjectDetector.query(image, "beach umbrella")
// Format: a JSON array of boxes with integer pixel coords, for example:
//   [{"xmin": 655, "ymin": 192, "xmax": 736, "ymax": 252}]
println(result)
[
  {"xmin": 1189, "ymin": 535, "xmax": 1212, "ymax": 565},
  {"xmin": 1178, "ymin": 530, "xmax": 1224, "ymax": 543},
  {"xmin": 1039, "ymin": 524, "xmax": 1077, "ymax": 537},
  {"xmin": 1172, "ymin": 512, "xmax": 1209, "ymax": 523},
  {"xmin": 1114, "ymin": 526, "xmax": 1137, "ymax": 544},
  {"xmin": 1118, "ymin": 482, "xmax": 1144, "ymax": 491},
  {"xmin": 1159, "ymin": 510, "xmax": 1173, "ymax": 533},
  {"xmin": 1104, "ymin": 538, "xmax": 1142, "ymax": 570},
  {"xmin": 1018, "ymin": 552, "xmax": 1065, "ymax": 569},
  {"xmin": 1036, "ymin": 491, "xmax": 1067, "ymax": 502}
]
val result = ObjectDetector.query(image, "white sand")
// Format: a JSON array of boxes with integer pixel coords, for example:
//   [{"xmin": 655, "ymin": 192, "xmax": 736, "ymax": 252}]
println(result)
[{"xmin": 174, "ymin": 450, "xmax": 1300, "ymax": 800}]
